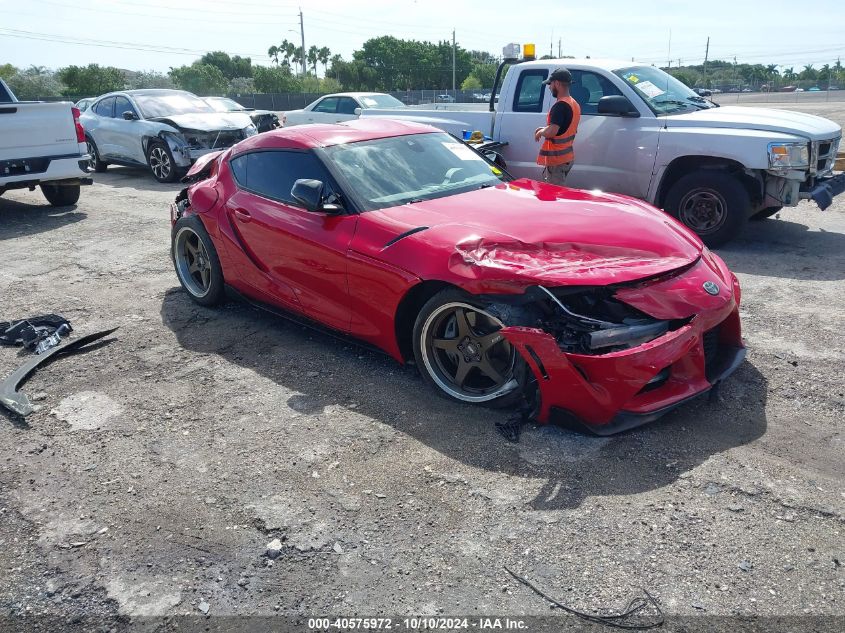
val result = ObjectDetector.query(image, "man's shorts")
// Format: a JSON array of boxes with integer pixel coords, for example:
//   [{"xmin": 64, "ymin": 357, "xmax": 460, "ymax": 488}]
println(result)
[{"xmin": 543, "ymin": 162, "xmax": 573, "ymax": 186}]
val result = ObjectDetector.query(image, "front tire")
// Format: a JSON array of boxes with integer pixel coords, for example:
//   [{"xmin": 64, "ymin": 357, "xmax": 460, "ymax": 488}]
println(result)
[
  {"xmin": 172, "ymin": 215, "xmax": 225, "ymax": 306},
  {"xmin": 40, "ymin": 183, "xmax": 81, "ymax": 206},
  {"xmin": 664, "ymin": 171, "xmax": 750, "ymax": 247},
  {"xmin": 147, "ymin": 140, "xmax": 179, "ymax": 183},
  {"xmin": 412, "ymin": 288, "xmax": 520, "ymax": 406}
]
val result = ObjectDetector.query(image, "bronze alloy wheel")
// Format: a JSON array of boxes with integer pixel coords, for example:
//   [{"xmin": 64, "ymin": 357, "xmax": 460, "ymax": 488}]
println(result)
[
  {"xmin": 174, "ymin": 227, "xmax": 212, "ymax": 298},
  {"xmin": 419, "ymin": 301, "xmax": 517, "ymax": 403}
]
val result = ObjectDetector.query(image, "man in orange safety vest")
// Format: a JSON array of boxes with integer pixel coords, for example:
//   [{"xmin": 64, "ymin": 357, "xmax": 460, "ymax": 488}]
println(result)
[{"xmin": 534, "ymin": 68, "xmax": 581, "ymax": 186}]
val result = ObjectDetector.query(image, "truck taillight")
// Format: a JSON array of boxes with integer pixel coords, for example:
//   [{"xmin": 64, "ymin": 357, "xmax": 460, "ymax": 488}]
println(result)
[{"xmin": 72, "ymin": 106, "xmax": 85, "ymax": 143}]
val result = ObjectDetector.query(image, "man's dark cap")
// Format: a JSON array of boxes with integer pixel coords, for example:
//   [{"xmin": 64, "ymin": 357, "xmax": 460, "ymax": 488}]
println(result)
[{"xmin": 543, "ymin": 68, "xmax": 572, "ymax": 85}]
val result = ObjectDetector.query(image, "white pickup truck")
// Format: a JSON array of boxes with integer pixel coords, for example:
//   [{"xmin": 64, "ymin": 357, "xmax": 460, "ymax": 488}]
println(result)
[
  {"xmin": 362, "ymin": 57, "xmax": 844, "ymax": 246},
  {"xmin": 0, "ymin": 78, "xmax": 92, "ymax": 206}
]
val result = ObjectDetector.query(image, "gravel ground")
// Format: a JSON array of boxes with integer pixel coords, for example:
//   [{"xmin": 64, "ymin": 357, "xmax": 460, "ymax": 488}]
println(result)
[{"xmin": 1, "ymin": 104, "xmax": 843, "ymax": 632}]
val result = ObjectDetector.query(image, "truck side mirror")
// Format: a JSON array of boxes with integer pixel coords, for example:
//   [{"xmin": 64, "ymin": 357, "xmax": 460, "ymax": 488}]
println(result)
[
  {"xmin": 598, "ymin": 96, "xmax": 639, "ymax": 117},
  {"xmin": 353, "ymin": 107, "xmax": 362, "ymax": 116}
]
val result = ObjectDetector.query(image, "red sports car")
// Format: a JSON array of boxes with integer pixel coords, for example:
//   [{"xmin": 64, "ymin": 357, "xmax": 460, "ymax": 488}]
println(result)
[{"xmin": 170, "ymin": 119, "xmax": 745, "ymax": 435}]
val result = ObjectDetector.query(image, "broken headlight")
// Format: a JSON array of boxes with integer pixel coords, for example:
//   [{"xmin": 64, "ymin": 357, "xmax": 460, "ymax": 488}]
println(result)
[{"xmin": 530, "ymin": 286, "xmax": 670, "ymax": 354}]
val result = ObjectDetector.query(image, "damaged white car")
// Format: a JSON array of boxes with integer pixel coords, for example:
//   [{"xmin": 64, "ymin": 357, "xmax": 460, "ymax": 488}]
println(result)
[{"xmin": 80, "ymin": 89, "xmax": 257, "ymax": 182}]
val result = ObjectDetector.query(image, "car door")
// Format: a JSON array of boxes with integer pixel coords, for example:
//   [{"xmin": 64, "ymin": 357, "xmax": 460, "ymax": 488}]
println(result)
[
  {"xmin": 494, "ymin": 68, "xmax": 548, "ymax": 178},
  {"xmin": 110, "ymin": 95, "xmax": 145, "ymax": 163},
  {"xmin": 335, "ymin": 97, "xmax": 360, "ymax": 122},
  {"xmin": 306, "ymin": 96, "xmax": 339, "ymax": 124},
  {"xmin": 223, "ymin": 149, "xmax": 357, "ymax": 331},
  {"xmin": 562, "ymin": 70, "xmax": 660, "ymax": 199},
  {"xmin": 90, "ymin": 97, "xmax": 116, "ymax": 158}
]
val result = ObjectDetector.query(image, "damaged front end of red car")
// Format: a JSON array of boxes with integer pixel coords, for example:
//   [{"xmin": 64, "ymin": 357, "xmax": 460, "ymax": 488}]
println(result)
[{"xmin": 478, "ymin": 251, "xmax": 744, "ymax": 435}]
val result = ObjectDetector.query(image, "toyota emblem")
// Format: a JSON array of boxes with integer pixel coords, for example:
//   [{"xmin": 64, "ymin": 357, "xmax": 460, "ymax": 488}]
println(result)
[{"xmin": 703, "ymin": 281, "xmax": 720, "ymax": 296}]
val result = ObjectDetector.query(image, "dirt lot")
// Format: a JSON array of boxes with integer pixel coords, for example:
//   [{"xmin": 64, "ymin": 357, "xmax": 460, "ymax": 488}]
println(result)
[{"xmin": 1, "ymin": 103, "xmax": 843, "ymax": 632}]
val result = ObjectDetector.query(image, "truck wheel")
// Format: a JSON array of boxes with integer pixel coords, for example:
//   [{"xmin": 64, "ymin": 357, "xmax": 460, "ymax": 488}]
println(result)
[
  {"xmin": 40, "ymin": 183, "xmax": 81, "ymax": 207},
  {"xmin": 147, "ymin": 140, "xmax": 179, "ymax": 183},
  {"xmin": 750, "ymin": 206, "xmax": 782, "ymax": 221},
  {"xmin": 86, "ymin": 137, "xmax": 108, "ymax": 173},
  {"xmin": 664, "ymin": 172, "xmax": 750, "ymax": 248}
]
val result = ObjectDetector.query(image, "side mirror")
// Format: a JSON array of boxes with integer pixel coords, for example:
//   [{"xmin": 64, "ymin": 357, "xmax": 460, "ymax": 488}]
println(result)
[
  {"xmin": 122, "ymin": 110, "xmax": 138, "ymax": 120},
  {"xmin": 353, "ymin": 107, "xmax": 362, "ymax": 116},
  {"xmin": 597, "ymin": 95, "xmax": 640, "ymax": 117},
  {"xmin": 291, "ymin": 179, "xmax": 342, "ymax": 213}
]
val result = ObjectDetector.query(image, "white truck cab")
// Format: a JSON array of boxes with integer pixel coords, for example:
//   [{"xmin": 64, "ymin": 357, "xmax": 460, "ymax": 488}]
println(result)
[{"xmin": 362, "ymin": 53, "xmax": 844, "ymax": 247}]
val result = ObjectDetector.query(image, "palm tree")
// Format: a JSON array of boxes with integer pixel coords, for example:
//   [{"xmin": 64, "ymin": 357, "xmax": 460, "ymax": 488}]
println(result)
[
  {"xmin": 307, "ymin": 46, "xmax": 319, "ymax": 75},
  {"xmin": 318, "ymin": 47, "xmax": 331, "ymax": 77},
  {"xmin": 268, "ymin": 45, "xmax": 280, "ymax": 65}
]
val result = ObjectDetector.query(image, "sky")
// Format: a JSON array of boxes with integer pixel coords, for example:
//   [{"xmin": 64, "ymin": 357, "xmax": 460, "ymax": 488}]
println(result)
[{"xmin": 1, "ymin": 0, "xmax": 844, "ymax": 74}]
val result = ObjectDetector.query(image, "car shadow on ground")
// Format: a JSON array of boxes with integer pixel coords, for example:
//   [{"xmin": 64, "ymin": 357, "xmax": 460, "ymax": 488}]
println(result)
[
  {"xmin": 160, "ymin": 288, "xmax": 768, "ymax": 510},
  {"xmin": 0, "ymin": 197, "xmax": 86, "ymax": 241},
  {"xmin": 90, "ymin": 166, "xmax": 184, "ymax": 194},
  {"xmin": 718, "ymin": 217, "xmax": 845, "ymax": 281}
]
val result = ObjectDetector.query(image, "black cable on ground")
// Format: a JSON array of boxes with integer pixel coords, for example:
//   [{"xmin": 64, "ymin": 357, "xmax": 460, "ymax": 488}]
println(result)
[{"xmin": 504, "ymin": 565, "xmax": 664, "ymax": 630}]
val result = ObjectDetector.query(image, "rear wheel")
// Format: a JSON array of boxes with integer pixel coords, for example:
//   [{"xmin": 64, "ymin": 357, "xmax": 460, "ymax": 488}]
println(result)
[
  {"xmin": 412, "ymin": 288, "xmax": 520, "ymax": 406},
  {"xmin": 750, "ymin": 206, "xmax": 782, "ymax": 221},
  {"xmin": 40, "ymin": 183, "xmax": 81, "ymax": 206},
  {"xmin": 86, "ymin": 137, "xmax": 108, "ymax": 173},
  {"xmin": 171, "ymin": 215, "xmax": 225, "ymax": 306},
  {"xmin": 664, "ymin": 171, "xmax": 750, "ymax": 247},
  {"xmin": 147, "ymin": 140, "xmax": 179, "ymax": 183}
]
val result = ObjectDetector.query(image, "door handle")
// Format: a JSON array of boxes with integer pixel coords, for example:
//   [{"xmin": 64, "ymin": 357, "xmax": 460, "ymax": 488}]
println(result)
[{"xmin": 232, "ymin": 207, "xmax": 252, "ymax": 223}]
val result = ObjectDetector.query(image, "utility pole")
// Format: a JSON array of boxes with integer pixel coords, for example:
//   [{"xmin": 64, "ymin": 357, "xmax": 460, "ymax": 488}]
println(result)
[
  {"xmin": 703, "ymin": 36, "xmax": 710, "ymax": 82},
  {"xmin": 558, "ymin": 38, "xmax": 562, "ymax": 58},
  {"xmin": 452, "ymin": 29, "xmax": 456, "ymax": 93},
  {"xmin": 299, "ymin": 8, "xmax": 306, "ymax": 78},
  {"xmin": 667, "ymin": 28, "xmax": 672, "ymax": 68}
]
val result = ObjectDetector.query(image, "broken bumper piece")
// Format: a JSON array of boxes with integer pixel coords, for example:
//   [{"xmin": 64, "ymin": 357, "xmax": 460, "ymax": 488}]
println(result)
[
  {"xmin": 500, "ymin": 300, "xmax": 744, "ymax": 435},
  {"xmin": 802, "ymin": 172, "xmax": 845, "ymax": 210}
]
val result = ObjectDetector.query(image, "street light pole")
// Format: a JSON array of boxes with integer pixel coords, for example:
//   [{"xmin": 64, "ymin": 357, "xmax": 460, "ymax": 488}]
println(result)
[{"xmin": 299, "ymin": 8, "xmax": 306, "ymax": 78}]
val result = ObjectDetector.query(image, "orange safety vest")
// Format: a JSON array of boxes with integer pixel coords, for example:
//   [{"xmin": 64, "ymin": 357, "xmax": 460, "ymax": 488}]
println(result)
[{"xmin": 537, "ymin": 95, "xmax": 581, "ymax": 167}]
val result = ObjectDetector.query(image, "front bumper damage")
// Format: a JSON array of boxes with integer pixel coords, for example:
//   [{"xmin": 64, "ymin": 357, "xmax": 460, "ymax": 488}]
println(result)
[
  {"xmin": 801, "ymin": 172, "xmax": 845, "ymax": 210},
  {"xmin": 493, "ymin": 256, "xmax": 745, "ymax": 435}
]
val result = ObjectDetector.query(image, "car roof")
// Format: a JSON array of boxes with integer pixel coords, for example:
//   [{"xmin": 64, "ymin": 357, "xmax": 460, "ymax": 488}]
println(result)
[
  {"xmin": 94, "ymin": 89, "xmax": 197, "ymax": 100},
  {"xmin": 316, "ymin": 92, "xmax": 393, "ymax": 99},
  {"xmin": 232, "ymin": 118, "xmax": 441, "ymax": 153}
]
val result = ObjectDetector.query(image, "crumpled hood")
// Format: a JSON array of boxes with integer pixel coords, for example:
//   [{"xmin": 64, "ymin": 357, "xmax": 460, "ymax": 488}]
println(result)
[
  {"xmin": 666, "ymin": 105, "xmax": 841, "ymax": 141},
  {"xmin": 354, "ymin": 179, "xmax": 703, "ymax": 289},
  {"xmin": 150, "ymin": 111, "xmax": 253, "ymax": 131}
]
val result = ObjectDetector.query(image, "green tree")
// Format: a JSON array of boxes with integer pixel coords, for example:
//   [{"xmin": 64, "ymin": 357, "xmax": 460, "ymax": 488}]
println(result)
[
  {"xmin": 57, "ymin": 64, "xmax": 125, "ymax": 96},
  {"xmin": 200, "ymin": 51, "xmax": 252, "ymax": 80},
  {"xmin": 307, "ymin": 45, "xmax": 319, "ymax": 75},
  {"xmin": 0, "ymin": 63, "xmax": 17, "ymax": 81},
  {"xmin": 6, "ymin": 66, "xmax": 64, "ymax": 99},
  {"xmin": 253, "ymin": 65, "xmax": 300, "ymax": 93},
  {"xmin": 799, "ymin": 64, "xmax": 817, "ymax": 81},
  {"xmin": 461, "ymin": 75, "xmax": 482, "ymax": 90},
  {"xmin": 465, "ymin": 62, "xmax": 499, "ymax": 89},
  {"xmin": 169, "ymin": 63, "xmax": 228, "ymax": 96},
  {"xmin": 128, "ymin": 70, "xmax": 174, "ymax": 89},
  {"xmin": 229, "ymin": 76, "xmax": 256, "ymax": 94}
]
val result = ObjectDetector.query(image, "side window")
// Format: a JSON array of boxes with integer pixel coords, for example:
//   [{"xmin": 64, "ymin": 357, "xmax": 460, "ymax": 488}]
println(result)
[
  {"xmin": 336, "ymin": 97, "xmax": 358, "ymax": 115},
  {"xmin": 94, "ymin": 97, "xmax": 115, "ymax": 117},
  {"xmin": 312, "ymin": 97, "xmax": 338, "ymax": 113},
  {"xmin": 239, "ymin": 151, "xmax": 333, "ymax": 205},
  {"xmin": 512, "ymin": 70, "xmax": 548, "ymax": 113},
  {"xmin": 113, "ymin": 96, "xmax": 137, "ymax": 119},
  {"xmin": 569, "ymin": 71, "xmax": 623, "ymax": 115},
  {"xmin": 229, "ymin": 154, "xmax": 248, "ymax": 184}
]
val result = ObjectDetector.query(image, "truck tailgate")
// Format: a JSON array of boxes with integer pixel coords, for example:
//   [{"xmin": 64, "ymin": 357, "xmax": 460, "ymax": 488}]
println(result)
[{"xmin": 0, "ymin": 102, "xmax": 80, "ymax": 161}]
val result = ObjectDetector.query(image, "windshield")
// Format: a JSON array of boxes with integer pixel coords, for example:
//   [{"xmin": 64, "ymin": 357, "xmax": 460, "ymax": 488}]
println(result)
[
  {"xmin": 206, "ymin": 97, "xmax": 245, "ymax": 112},
  {"xmin": 322, "ymin": 132, "xmax": 510, "ymax": 211},
  {"xmin": 358, "ymin": 94, "xmax": 405, "ymax": 109},
  {"xmin": 134, "ymin": 92, "xmax": 215, "ymax": 118},
  {"xmin": 613, "ymin": 66, "xmax": 715, "ymax": 115}
]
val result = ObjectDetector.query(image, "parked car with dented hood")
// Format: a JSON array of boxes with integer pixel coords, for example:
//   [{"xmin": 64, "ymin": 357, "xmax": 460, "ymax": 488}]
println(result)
[
  {"xmin": 80, "ymin": 89, "xmax": 257, "ymax": 182},
  {"xmin": 203, "ymin": 96, "xmax": 280, "ymax": 133},
  {"xmin": 169, "ymin": 119, "xmax": 745, "ymax": 435}
]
